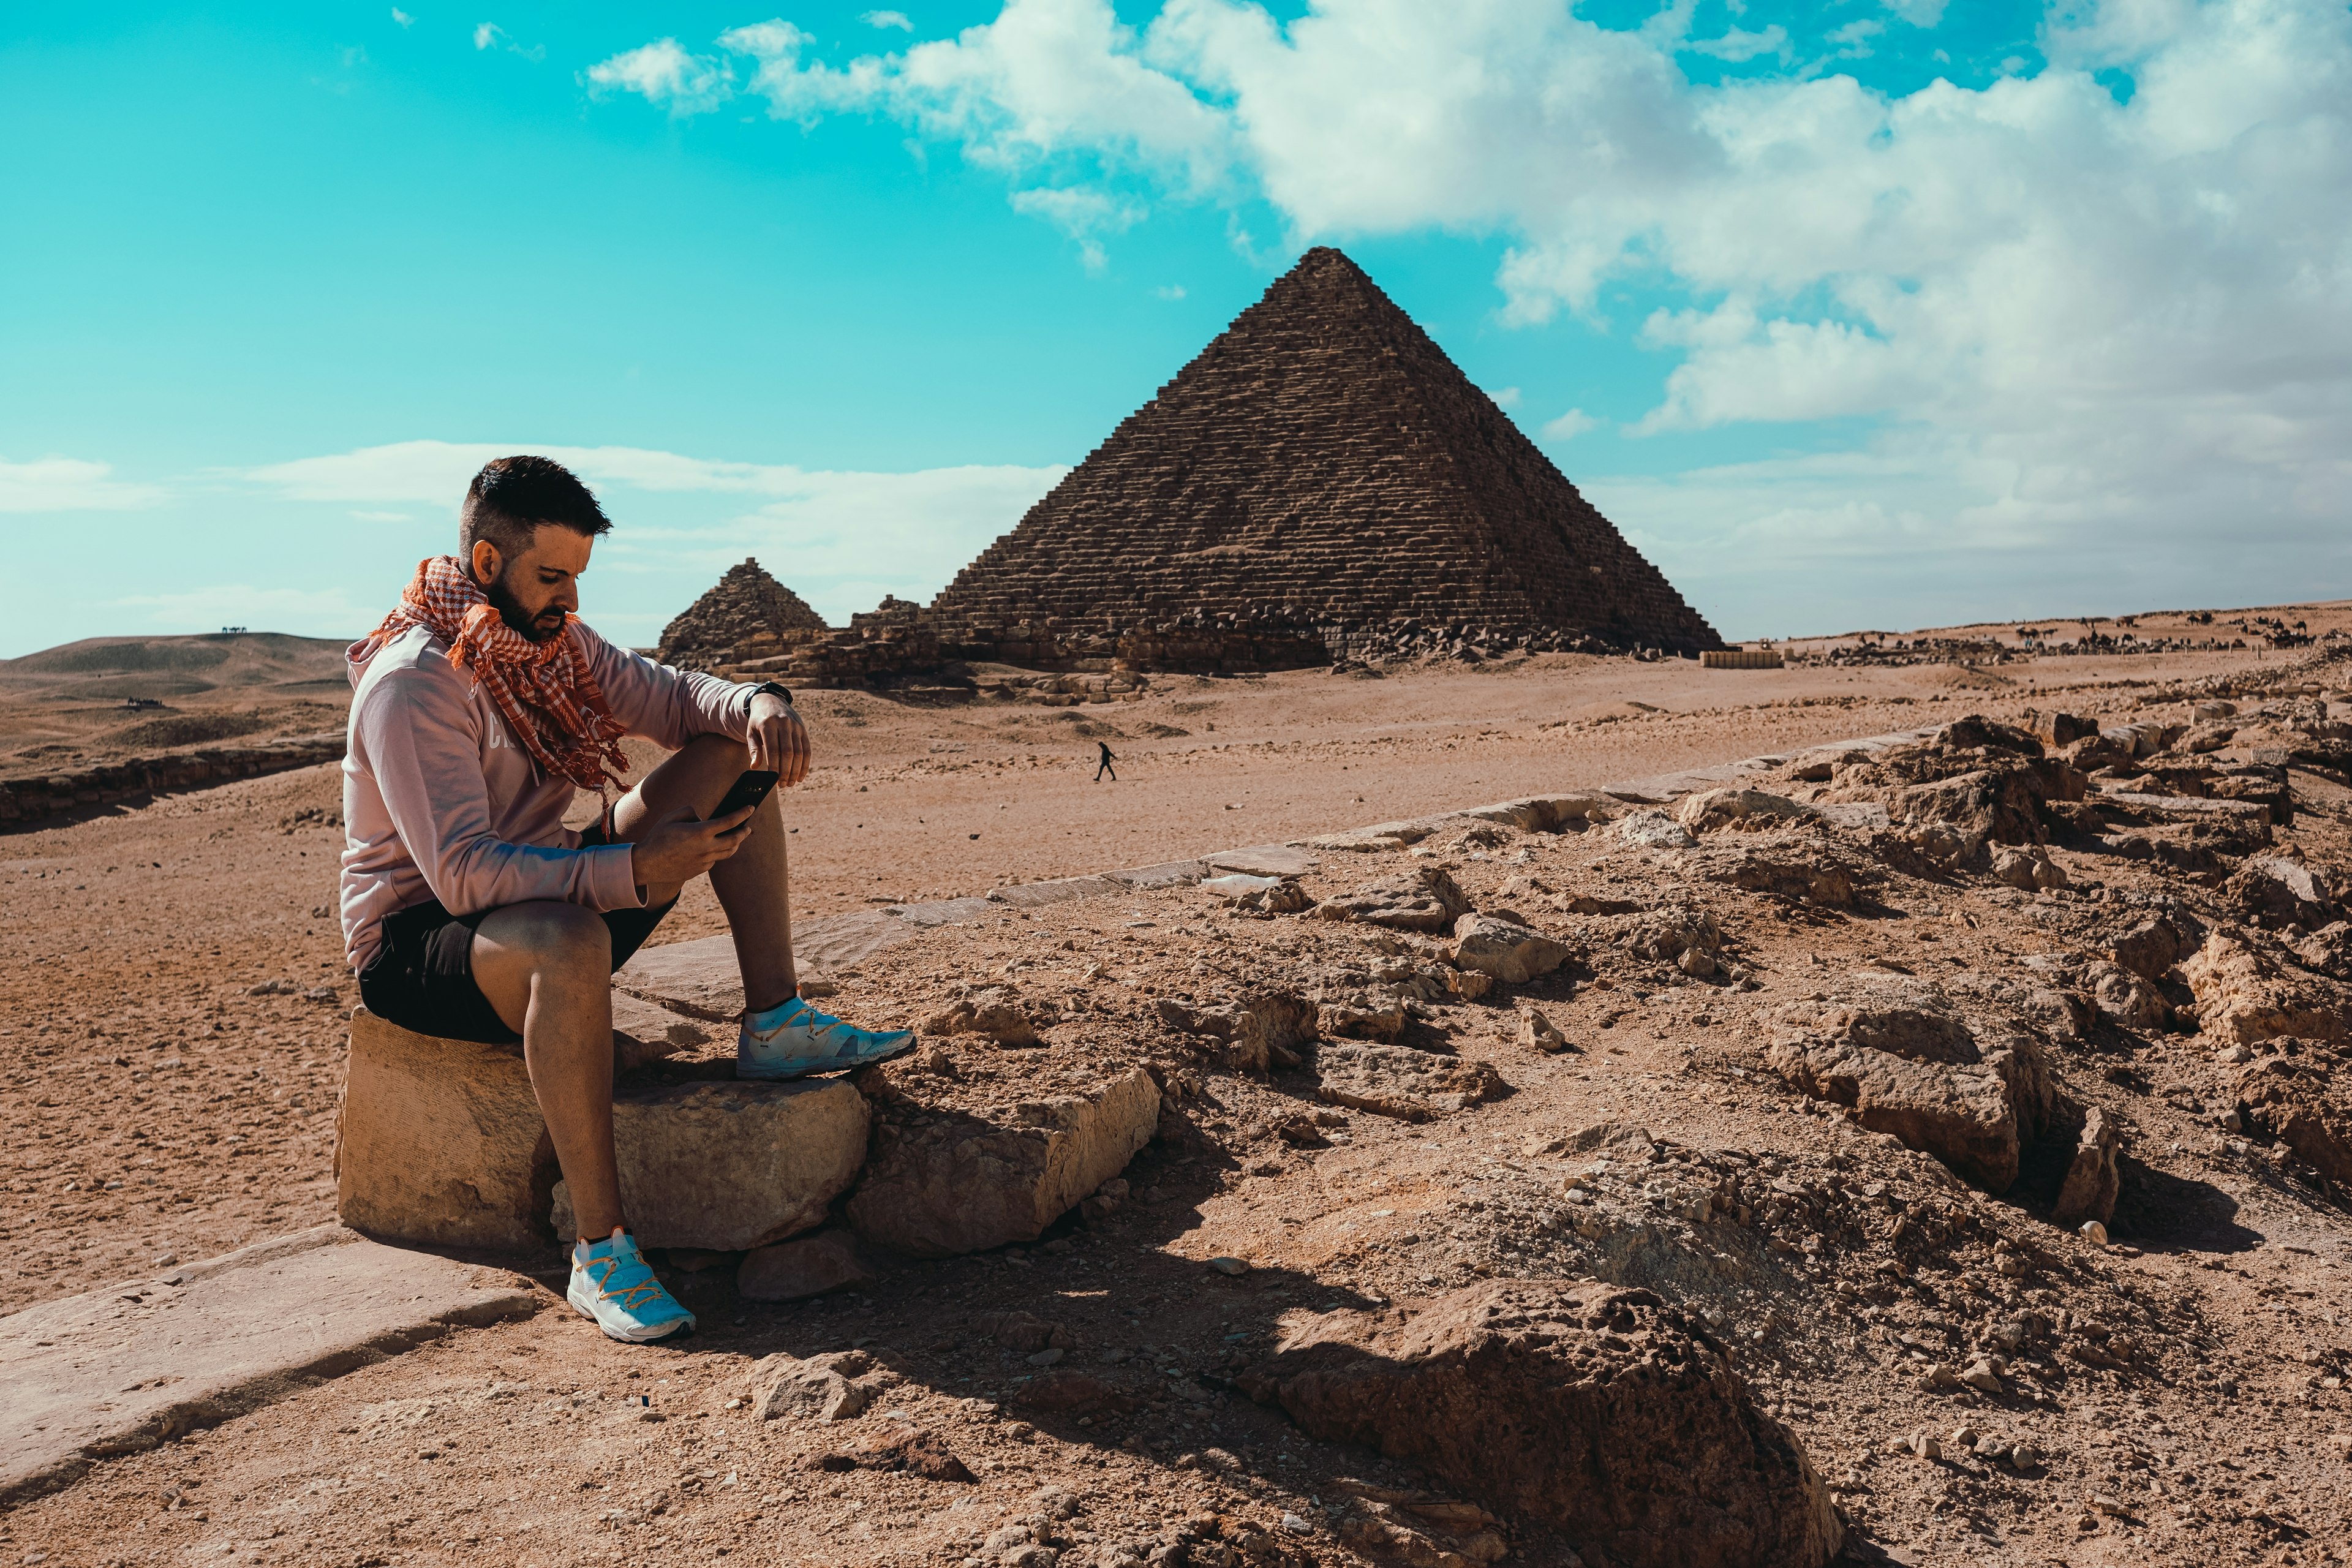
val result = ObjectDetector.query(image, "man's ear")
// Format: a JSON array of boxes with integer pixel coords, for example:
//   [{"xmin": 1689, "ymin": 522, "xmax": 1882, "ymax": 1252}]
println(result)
[{"xmin": 469, "ymin": 538, "xmax": 503, "ymax": 586}]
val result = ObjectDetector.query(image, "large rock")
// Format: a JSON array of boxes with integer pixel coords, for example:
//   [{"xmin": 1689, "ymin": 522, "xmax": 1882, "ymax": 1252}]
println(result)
[
  {"xmin": 1675, "ymin": 788, "xmax": 1814, "ymax": 834},
  {"xmin": 2235, "ymin": 1055, "xmax": 2352, "ymax": 1184},
  {"xmin": 2182, "ymin": 930, "xmax": 2349, "ymax": 1046},
  {"xmin": 2051, "ymin": 1105, "xmax": 2123, "ymax": 1228},
  {"xmin": 1765, "ymin": 976, "xmax": 2053, "ymax": 1193},
  {"xmin": 1237, "ymin": 1280, "xmax": 1842, "ymax": 1568},
  {"xmin": 2111, "ymin": 916, "xmax": 2188, "ymax": 981},
  {"xmin": 552, "ymin": 1077, "xmax": 869, "ymax": 1251},
  {"xmin": 1691, "ymin": 843, "xmax": 1855, "ymax": 907},
  {"xmin": 2227, "ymin": 857, "xmax": 2336, "ymax": 929},
  {"xmin": 737, "ymin": 1229, "xmax": 884, "ymax": 1302},
  {"xmin": 335, "ymin": 1009, "xmax": 551, "ymax": 1251},
  {"xmin": 2087, "ymin": 962, "xmax": 2169, "ymax": 1031},
  {"xmin": 1155, "ymin": 990, "xmax": 1318, "ymax": 1071},
  {"xmin": 1450, "ymin": 914, "xmax": 1572, "ymax": 984},
  {"xmin": 748, "ymin": 1349, "xmax": 883, "ymax": 1423},
  {"xmin": 1314, "ymin": 1041, "xmax": 1507, "ymax": 1122},
  {"xmin": 1315, "ymin": 866, "xmax": 1472, "ymax": 931},
  {"xmin": 846, "ymin": 1066, "xmax": 1159, "ymax": 1257}
]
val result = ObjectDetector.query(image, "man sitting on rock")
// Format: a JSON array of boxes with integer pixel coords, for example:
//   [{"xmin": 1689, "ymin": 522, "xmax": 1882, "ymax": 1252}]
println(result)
[{"xmin": 339, "ymin": 454, "xmax": 911, "ymax": 1344}]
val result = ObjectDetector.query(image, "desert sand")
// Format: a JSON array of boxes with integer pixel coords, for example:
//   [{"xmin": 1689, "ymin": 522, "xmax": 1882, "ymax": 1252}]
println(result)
[{"xmin": 4, "ymin": 616, "xmax": 2352, "ymax": 1568}]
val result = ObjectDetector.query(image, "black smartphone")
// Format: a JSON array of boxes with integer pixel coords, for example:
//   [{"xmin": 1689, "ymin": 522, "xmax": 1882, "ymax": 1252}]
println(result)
[{"xmin": 709, "ymin": 769, "xmax": 779, "ymax": 824}]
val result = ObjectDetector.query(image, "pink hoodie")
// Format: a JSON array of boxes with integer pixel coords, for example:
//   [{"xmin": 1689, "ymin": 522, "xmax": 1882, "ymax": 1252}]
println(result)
[{"xmin": 338, "ymin": 619, "xmax": 755, "ymax": 971}]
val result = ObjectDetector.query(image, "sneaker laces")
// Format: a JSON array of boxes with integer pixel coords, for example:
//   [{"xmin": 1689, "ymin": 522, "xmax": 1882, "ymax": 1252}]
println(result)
[{"xmin": 579, "ymin": 1248, "xmax": 671, "ymax": 1314}]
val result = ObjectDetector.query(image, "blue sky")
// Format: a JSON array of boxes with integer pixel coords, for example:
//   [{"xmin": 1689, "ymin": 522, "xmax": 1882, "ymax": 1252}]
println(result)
[{"xmin": 4, "ymin": 1, "xmax": 2347, "ymax": 656}]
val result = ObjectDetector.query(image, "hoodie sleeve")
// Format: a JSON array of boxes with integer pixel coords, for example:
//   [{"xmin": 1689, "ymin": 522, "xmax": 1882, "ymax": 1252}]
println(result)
[
  {"xmin": 580, "ymin": 624, "xmax": 757, "ymax": 749},
  {"xmin": 354, "ymin": 660, "xmax": 645, "ymax": 914}
]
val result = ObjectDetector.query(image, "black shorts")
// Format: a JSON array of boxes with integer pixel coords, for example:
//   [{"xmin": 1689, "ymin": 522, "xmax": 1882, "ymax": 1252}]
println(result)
[{"xmin": 358, "ymin": 836, "xmax": 676, "ymax": 1044}]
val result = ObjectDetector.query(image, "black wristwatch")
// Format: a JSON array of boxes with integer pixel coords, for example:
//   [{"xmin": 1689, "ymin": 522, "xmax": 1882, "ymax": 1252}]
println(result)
[{"xmin": 741, "ymin": 679, "xmax": 794, "ymax": 717}]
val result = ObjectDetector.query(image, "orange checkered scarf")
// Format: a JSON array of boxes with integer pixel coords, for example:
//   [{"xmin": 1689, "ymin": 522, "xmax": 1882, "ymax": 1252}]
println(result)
[{"xmin": 356, "ymin": 556, "xmax": 630, "ymax": 794}]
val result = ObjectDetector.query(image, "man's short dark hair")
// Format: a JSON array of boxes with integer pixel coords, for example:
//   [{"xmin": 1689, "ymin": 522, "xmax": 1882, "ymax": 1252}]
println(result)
[{"xmin": 461, "ymin": 456, "xmax": 612, "ymax": 564}]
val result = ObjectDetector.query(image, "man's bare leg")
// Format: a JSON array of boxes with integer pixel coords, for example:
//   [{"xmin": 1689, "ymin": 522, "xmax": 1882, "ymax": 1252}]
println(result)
[
  {"xmin": 469, "ymin": 901, "xmax": 622, "ymax": 1240},
  {"xmin": 610, "ymin": 733, "xmax": 798, "ymax": 1012}
]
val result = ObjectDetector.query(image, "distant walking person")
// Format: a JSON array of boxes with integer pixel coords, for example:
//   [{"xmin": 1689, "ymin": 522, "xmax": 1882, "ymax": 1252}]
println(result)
[{"xmin": 1095, "ymin": 741, "xmax": 1117, "ymax": 782}]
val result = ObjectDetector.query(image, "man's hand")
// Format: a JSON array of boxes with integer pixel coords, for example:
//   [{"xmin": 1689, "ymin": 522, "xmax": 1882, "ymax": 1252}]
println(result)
[
  {"xmin": 747, "ymin": 693, "xmax": 811, "ymax": 786},
  {"xmin": 630, "ymin": 804, "xmax": 755, "ymax": 889}
]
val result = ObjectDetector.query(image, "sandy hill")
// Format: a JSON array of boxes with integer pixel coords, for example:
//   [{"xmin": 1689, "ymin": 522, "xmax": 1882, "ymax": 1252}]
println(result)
[{"xmin": 0, "ymin": 632, "xmax": 352, "ymax": 777}]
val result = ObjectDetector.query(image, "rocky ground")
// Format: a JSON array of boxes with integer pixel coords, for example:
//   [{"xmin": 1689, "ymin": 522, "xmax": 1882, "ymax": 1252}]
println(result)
[{"xmin": 5, "ymin": 633, "xmax": 2352, "ymax": 1568}]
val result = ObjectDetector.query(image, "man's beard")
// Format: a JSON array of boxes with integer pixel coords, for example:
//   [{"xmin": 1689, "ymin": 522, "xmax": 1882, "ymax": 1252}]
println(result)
[{"xmin": 485, "ymin": 568, "xmax": 567, "ymax": 644}]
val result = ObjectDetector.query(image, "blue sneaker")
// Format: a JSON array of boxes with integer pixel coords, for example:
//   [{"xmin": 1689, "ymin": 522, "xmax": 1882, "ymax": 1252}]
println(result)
[
  {"xmin": 737, "ymin": 996, "xmax": 915, "ymax": 1080},
  {"xmin": 567, "ymin": 1230, "xmax": 695, "ymax": 1344}
]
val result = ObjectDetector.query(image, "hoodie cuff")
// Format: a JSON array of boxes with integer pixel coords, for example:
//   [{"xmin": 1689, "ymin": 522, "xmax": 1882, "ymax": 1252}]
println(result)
[{"xmin": 588, "ymin": 842, "xmax": 647, "ymax": 911}]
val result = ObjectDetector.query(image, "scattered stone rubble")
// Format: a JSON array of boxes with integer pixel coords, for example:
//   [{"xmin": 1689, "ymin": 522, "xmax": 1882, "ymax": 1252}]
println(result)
[{"xmin": 323, "ymin": 665, "xmax": 2352, "ymax": 1567}]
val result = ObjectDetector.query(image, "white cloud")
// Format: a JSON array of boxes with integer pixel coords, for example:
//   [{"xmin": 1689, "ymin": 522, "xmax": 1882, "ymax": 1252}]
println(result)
[
  {"xmin": 862, "ymin": 9, "xmax": 914, "ymax": 29},
  {"xmin": 391, "ymin": 7, "xmax": 414, "ymax": 28},
  {"xmin": 1881, "ymin": 0, "xmax": 1950, "ymax": 26},
  {"xmin": 1490, "ymin": 386, "xmax": 1522, "ymax": 408},
  {"xmin": 1009, "ymin": 184, "xmax": 1146, "ymax": 270},
  {"xmin": 1683, "ymin": 24, "xmax": 1790, "ymax": 62},
  {"xmin": 579, "ymin": 1, "xmax": 2352, "ymax": 627},
  {"xmin": 700, "ymin": 0, "xmax": 2352, "ymax": 624},
  {"xmin": 1542, "ymin": 409, "xmax": 1599, "ymax": 441},
  {"xmin": 472, "ymin": 19, "xmax": 541, "ymax": 59},
  {"xmin": 585, "ymin": 38, "xmax": 733, "ymax": 113},
  {"xmin": 350, "ymin": 509, "xmax": 413, "ymax": 522},
  {"xmin": 1155, "ymin": 283, "xmax": 1186, "ymax": 300},
  {"xmin": 0, "ymin": 456, "xmax": 168, "ymax": 513}
]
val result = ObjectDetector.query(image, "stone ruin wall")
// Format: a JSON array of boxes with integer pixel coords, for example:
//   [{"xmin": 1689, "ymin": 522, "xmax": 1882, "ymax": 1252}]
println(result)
[{"xmin": 0, "ymin": 733, "xmax": 346, "ymax": 832}]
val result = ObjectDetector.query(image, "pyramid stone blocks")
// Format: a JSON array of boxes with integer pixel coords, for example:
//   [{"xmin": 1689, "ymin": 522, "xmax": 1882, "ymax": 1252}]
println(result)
[
  {"xmin": 657, "ymin": 559, "xmax": 830, "ymax": 671},
  {"xmin": 927, "ymin": 247, "xmax": 1721, "ymax": 660}
]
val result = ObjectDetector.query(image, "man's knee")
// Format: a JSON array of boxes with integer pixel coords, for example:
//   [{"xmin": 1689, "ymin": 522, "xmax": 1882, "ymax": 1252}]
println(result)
[{"xmin": 500, "ymin": 902, "xmax": 610, "ymax": 971}]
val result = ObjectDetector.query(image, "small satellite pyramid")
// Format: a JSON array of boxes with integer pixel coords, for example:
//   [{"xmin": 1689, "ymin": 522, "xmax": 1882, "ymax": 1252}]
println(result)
[
  {"xmin": 926, "ymin": 247, "xmax": 1721, "ymax": 655},
  {"xmin": 657, "ymin": 559, "xmax": 829, "ymax": 669}
]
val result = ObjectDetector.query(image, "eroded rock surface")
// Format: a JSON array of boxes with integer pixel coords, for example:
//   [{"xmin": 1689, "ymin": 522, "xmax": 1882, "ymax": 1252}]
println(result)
[
  {"xmin": 846, "ymin": 1065, "xmax": 1159, "ymax": 1257},
  {"xmin": 551, "ymin": 1077, "xmax": 870, "ymax": 1251},
  {"xmin": 2052, "ymin": 1104, "xmax": 2124, "ymax": 1228},
  {"xmin": 1765, "ymin": 975, "xmax": 2052, "ymax": 1191},
  {"xmin": 1449, "ymin": 914, "xmax": 1571, "ymax": 984},
  {"xmin": 1314, "ymin": 1041, "xmax": 1506, "ymax": 1122},
  {"xmin": 2236, "ymin": 1053, "xmax": 2352, "ymax": 1183},
  {"xmin": 1238, "ymin": 1279, "xmax": 1842, "ymax": 1568},
  {"xmin": 2184, "ymin": 930, "xmax": 2349, "ymax": 1046},
  {"xmin": 335, "ymin": 1010, "xmax": 549, "ymax": 1251},
  {"xmin": 1316, "ymin": 867, "xmax": 1472, "ymax": 932}
]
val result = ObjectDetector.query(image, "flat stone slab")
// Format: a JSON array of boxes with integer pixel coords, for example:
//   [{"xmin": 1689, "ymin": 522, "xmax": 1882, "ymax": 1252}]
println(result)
[
  {"xmin": 2101, "ymin": 790, "xmax": 2276, "ymax": 827},
  {"xmin": 0, "ymin": 1225, "xmax": 538, "ymax": 1507},
  {"xmin": 987, "ymin": 875, "xmax": 1126, "ymax": 908},
  {"xmin": 1203, "ymin": 845, "xmax": 1316, "ymax": 878},
  {"xmin": 1106, "ymin": 859, "xmax": 1210, "ymax": 888}
]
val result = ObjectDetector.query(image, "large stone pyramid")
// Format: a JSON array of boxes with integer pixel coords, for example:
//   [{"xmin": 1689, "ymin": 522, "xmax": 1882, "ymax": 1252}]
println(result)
[
  {"xmin": 657, "ymin": 559, "xmax": 829, "ymax": 670},
  {"xmin": 927, "ymin": 247, "xmax": 1722, "ymax": 657}
]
